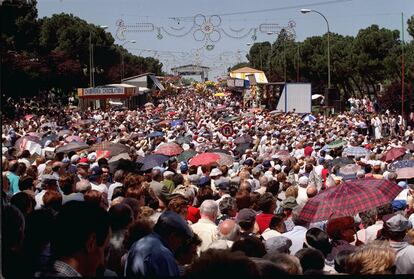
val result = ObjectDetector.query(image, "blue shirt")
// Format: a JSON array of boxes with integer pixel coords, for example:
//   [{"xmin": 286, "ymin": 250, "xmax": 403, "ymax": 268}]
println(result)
[
  {"xmin": 7, "ymin": 172, "xmax": 20, "ymax": 195},
  {"xmin": 124, "ymin": 233, "xmax": 179, "ymax": 277}
]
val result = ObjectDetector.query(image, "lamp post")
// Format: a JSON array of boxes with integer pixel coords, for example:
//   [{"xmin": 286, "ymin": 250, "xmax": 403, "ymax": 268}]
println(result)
[
  {"xmin": 89, "ymin": 25, "xmax": 108, "ymax": 87},
  {"xmin": 120, "ymin": 40, "xmax": 136, "ymax": 81},
  {"xmin": 301, "ymin": 8, "xmax": 331, "ymax": 89}
]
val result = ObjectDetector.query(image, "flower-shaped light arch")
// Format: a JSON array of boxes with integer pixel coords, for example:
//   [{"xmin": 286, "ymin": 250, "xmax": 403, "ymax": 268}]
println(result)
[{"xmin": 193, "ymin": 14, "xmax": 222, "ymax": 44}]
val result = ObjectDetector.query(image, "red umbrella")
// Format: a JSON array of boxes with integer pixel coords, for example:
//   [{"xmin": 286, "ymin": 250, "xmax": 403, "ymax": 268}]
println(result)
[
  {"xmin": 154, "ymin": 142, "xmax": 183, "ymax": 156},
  {"xmin": 189, "ymin": 152, "xmax": 220, "ymax": 166},
  {"xmin": 382, "ymin": 147, "xmax": 407, "ymax": 162},
  {"xmin": 299, "ymin": 178, "xmax": 402, "ymax": 223}
]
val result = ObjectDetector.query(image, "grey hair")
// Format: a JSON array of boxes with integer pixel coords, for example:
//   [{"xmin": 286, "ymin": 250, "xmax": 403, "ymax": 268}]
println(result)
[
  {"xmin": 200, "ymin": 199, "xmax": 218, "ymax": 216},
  {"xmin": 75, "ymin": 179, "xmax": 91, "ymax": 193},
  {"xmin": 219, "ymin": 223, "xmax": 241, "ymax": 242},
  {"xmin": 113, "ymin": 170, "xmax": 125, "ymax": 182}
]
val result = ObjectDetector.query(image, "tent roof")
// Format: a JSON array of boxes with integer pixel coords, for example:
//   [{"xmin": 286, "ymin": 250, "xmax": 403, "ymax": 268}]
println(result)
[{"xmin": 230, "ymin": 67, "xmax": 264, "ymax": 74}]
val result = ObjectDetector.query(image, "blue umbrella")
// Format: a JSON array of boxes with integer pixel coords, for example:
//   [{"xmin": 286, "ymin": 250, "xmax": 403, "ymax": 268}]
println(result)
[
  {"xmin": 171, "ymin": 119, "xmax": 184, "ymax": 127},
  {"xmin": 388, "ymin": 160, "xmax": 414, "ymax": 171},
  {"xmin": 148, "ymin": 131, "xmax": 164, "ymax": 138},
  {"xmin": 302, "ymin": 114, "xmax": 316, "ymax": 122},
  {"xmin": 139, "ymin": 154, "xmax": 169, "ymax": 171}
]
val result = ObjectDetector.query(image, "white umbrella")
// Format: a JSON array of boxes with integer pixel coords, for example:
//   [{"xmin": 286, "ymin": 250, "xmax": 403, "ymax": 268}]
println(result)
[{"xmin": 312, "ymin": 94, "xmax": 324, "ymax": 100}]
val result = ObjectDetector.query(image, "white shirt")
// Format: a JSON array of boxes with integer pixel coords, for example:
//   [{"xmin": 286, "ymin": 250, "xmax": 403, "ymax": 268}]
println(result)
[
  {"xmin": 296, "ymin": 186, "xmax": 308, "ymax": 208},
  {"xmin": 364, "ymin": 220, "xmax": 383, "ymax": 243},
  {"xmin": 91, "ymin": 183, "xmax": 108, "ymax": 194},
  {"xmin": 282, "ymin": 225, "xmax": 308, "ymax": 255},
  {"xmin": 107, "ymin": 182, "xmax": 123, "ymax": 203},
  {"xmin": 35, "ymin": 190, "xmax": 47, "ymax": 210},
  {"xmin": 191, "ymin": 218, "xmax": 218, "ymax": 254}
]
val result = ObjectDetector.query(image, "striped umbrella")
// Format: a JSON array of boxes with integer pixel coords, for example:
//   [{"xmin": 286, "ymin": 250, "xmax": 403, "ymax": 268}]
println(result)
[{"xmin": 342, "ymin": 147, "xmax": 370, "ymax": 157}]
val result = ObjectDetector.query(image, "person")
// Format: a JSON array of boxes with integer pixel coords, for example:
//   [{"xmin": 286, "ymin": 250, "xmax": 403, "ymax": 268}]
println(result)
[
  {"xmin": 265, "ymin": 236, "xmax": 292, "ymax": 255},
  {"xmin": 191, "ymin": 199, "xmax": 219, "ymax": 253},
  {"xmin": 255, "ymin": 192, "xmax": 276, "ymax": 234},
  {"xmin": 295, "ymin": 248, "xmax": 325, "ymax": 274},
  {"xmin": 217, "ymin": 196, "xmax": 237, "ymax": 224},
  {"xmin": 282, "ymin": 207, "xmax": 309, "ymax": 255},
  {"xmin": 186, "ymin": 250, "xmax": 260, "ymax": 278},
  {"xmin": 304, "ymin": 227, "xmax": 334, "ymax": 273},
  {"xmin": 208, "ymin": 219, "xmax": 241, "ymax": 249},
  {"xmin": 261, "ymin": 214, "xmax": 285, "ymax": 240},
  {"xmin": 326, "ymin": 216, "xmax": 359, "ymax": 258},
  {"xmin": 346, "ymin": 242, "xmax": 396, "ymax": 275},
  {"xmin": 236, "ymin": 208, "xmax": 259, "ymax": 238},
  {"xmin": 280, "ymin": 197, "xmax": 298, "ymax": 232},
  {"xmin": 125, "ymin": 211, "xmax": 193, "ymax": 277},
  {"xmin": 107, "ymin": 169, "xmax": 125, "ymax": 204},
  {"xmin": 6, "ymin": 160, "xmax": 20, "ymax": 195},
  {"xmin": 231, "ymin": 236, "xmax": 267, "ymax": 258},
  {"xmin": 382, "ymin": 213, "xmax": 414, "ymax": 274},
  {"xmin": 41, "ymin": 201, "xmax": 111, "ymax": 277}
]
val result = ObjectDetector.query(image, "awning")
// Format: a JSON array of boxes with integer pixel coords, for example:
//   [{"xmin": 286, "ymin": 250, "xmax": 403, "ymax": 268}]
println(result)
[{"xmin": 149, "ymin": 75, "xmax": 165, "ymax": 91}]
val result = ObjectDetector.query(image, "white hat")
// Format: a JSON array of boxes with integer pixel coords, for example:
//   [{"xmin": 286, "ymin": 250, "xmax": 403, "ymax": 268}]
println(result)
[
  {"xmin": 87, "ymin": 152, "xmax": 97, "ymax": 162},
  {"xmin": 197, "ymin": 137, "xmax": 206, "ymax": 143},
  {"xmin": 298, "ymin": 176, "xmax": 309, "ymax": 186},
  {"xmin": 163, "ymin": 171, "xmax": 174, "ymax": 178},
  {"xmin": 274, "ymin": 164, "xmax": 281, "ymax": 171},
  {"xmin": 182, "ymin": 143, "xmax": 190, "ymax": 151},
  {"xmin": 210, "ymin": 168, "xmax": 223, "ymax": 177},
  {"xmin": 70, "ymin": 154, "xmax": 80, "ymax": 164}
]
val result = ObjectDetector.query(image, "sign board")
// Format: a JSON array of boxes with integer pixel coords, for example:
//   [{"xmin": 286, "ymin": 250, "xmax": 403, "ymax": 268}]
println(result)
[
  {"xmin": 227, "ymin": 79, "xmax": 235, "ymax": 87},
  {"xmin": 235, "ymin": 79, "xmax": 245, "ymax": 87},
  {"xmin": 221, "ymin": 124, "xmax": 234, "ymax": 137},
  {"xmin": 84, "ymin": 87, "xmax": 125, "ymax": 96}
]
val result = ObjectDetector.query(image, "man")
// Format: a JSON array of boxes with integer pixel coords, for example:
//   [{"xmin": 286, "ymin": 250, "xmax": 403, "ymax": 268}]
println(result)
[
  {"xmin": 296, "ymin": 176, "xmax": 309, "ymax": 207},
  {"xmin": 364, "ymin": 204, "xmax": 392, "ymax": 243},
  {"xmin": 125, "ymin": 211, "xmax": 193, "ymax": 277},
  {"xmin": 89, "ymin": 168, "xmax": 108, "ymax": 196},
  {"xmin": 383, "ymin": 213, "xmax": 414, "ymax": 274},
  {"xmin": 215, "ymin": 181, "xmax": 231, "ymax": 207},
  {"xmin": 107, "ymin": 170, "xmax": 125, "ymax": 204},
  {"xmin": 282, "ymin": 206, "xmax": 309, "ymax": 255},
  {"xmin": 191, "ymin": 200, "xmax": 219, "ymax": 253},
  {"xmin": 255, "ymin": 176, "xmax": 269, "ymax": 195},
  {"xmin": 76, "ymin": 158, "xmax": 90, "ymax": 181},
  {"xmin": 42, "ymin": 201, "xmax": 111, "ymax": 277},
  {"xmin": 280, "ymin": 197, "xmax": 298, "ymax": 232},
  {"xmin": 34, "ymin": 175, "xmax": 59, "ymax": 210},
  {"xmin": 6, "ymin": 160, "xmax": 20, "ymax": 195},
  {"xmin": 256, "ymin": 193, "xmax": 276, "ymax": 234},
  {"xmin": 163, "ymin": 171, "xmax": 175, "ymax": 194},
  {"xmin": 236, "ymin": 208, "xmax": 259, "ymax": 238},
  {"xmin": 207, "ymin": 219, "xmax": 241, "ymax": 250}
]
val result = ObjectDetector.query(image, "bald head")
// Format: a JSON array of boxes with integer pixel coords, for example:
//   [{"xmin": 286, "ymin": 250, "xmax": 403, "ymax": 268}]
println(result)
[
  {"xmin": 306, "ymin": 186, "xmax": 317, "ymax": 198},
  {"xmin": 218, "ymin": 219, "xmax": 240, "ymax": 242}
]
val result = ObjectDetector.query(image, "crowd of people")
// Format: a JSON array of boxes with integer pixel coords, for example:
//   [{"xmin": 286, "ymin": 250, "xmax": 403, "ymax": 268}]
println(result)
[{"xmin": 2, "ymin": 88, "xmax": 414, "ymax": 277}]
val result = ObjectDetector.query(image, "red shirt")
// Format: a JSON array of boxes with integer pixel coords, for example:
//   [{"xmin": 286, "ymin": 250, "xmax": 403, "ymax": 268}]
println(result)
[
  {"xmin": 304, "ymin": 146, "xmax": 314, "ymax": 157},
  {"xmin": 187, "ymin": 206, "xmax": 200, "ymax": 224},
  {"xmin": 256, "ymin": 213, "xmax": 274, "ymax": 234}
]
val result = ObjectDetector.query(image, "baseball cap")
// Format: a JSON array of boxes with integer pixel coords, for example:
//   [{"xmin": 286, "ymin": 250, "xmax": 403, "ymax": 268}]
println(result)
[
  {"xmin": 154, "ymin": 211, "xmax": 193, "ymax": 238},
  {"xmin": 198, "ymin": 176, "xmax": 211, "ymax": 187},
  {"xmin": 236, "ymin": 208, "xmax": 257, "ymax": 224},
  {"xmin": 391, "ymin": 200, "xmax": 407, "ymax": 211},
  {"xmin": 210, "ymin": 168, "xmax": 223, "ymax": 177},
  {"xmin": 383, "ymin": 213, "xmax": 412, "ymax": 232},
  {"xmin": 243, "ymin": 158, "xmax": 254, "ymax": 167},
  {"xmin": 180, "ymin": 162, "xmax": 189, "ymax": 173},
  {"xmin": 280, "ymin": 197, "xmax": 298, "ymax": 210},
  {"xmin": 77, "ymin": 157, "xmax": 89, "ymax": 166},
  {"xmin": 265, "ymin": 236, "xmax": 292, "ymax": 254}
]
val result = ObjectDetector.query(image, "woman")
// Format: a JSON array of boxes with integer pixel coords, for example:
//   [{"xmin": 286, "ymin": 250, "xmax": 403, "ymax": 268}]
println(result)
[{"xmin": 326, "ymin": 216, "xmax": 362, "ymax": 259}]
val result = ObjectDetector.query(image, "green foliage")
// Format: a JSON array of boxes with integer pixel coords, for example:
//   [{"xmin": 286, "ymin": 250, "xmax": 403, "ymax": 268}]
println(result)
[{"xmin": 0, "ymin": 2, "xmax": 163, "ymax": 98}]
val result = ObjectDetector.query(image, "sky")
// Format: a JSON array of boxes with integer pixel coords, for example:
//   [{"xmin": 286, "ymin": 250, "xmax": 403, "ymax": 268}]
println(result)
[{"xmin": 37, "ymin": 0, "xmax": 414, "ymax": 80}]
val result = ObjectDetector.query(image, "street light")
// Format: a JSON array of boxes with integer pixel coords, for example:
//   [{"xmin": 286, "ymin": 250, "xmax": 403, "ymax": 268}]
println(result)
[
  {"xmin": 300, "ymin": 8, "xmax": 331, "ymax": 89},
  {"xmin": 89, "ymin": 25, "xmax": 108, "ymax": 87},
  {"xmin": 120, "ymin": 40, "xmax": 136, "ymax": 81}
]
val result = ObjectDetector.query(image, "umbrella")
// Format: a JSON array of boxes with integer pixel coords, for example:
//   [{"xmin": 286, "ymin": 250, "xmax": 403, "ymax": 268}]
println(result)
[
  {"xmin": 207, "ymin": 149, "xmax": 232, "ymax": 155},
  {"xmin": 15, "ymin": 136, "xmax": 41, "ymax": 151},
  {"xmin": 189, "ymin": 152, "xmax": 220, "ymax": 166},
  {"xmin": 148, "ymin": 131, "xmax": 165, "ymax": 138},
  {"xmin": 166, "ymin": 107, "xmax": 175, "ymax": 112},
  {"xmin": 175, "ymin": 136, "xmax": 192, "ymax": 145},
  {"xmin": 332, "ymin": 157, "xmax": 354, "ymax": 167},
  {"xmin": 41, "ymin": 134, "xmax": 58, "ymax": 147},
  {"xmin": 302, "ymin": 114, "xmax": 316, "ymax": 122},
  {"xmin": 140, "ymin": 154, "xmax": 169, "ymax": 171},
  {"xmin": 154, "ymin": 142, "xmax": 183, "ymax": 156},
  {"xmin": 234, "ymin": 143, "xmax": 251, "ymax": 156},
  {"xmin": 177, "ymin": 150, "xmax": 198, "ymax": 162},
  {"xmin": 216, "ymin": 105, "xmax": 227, "ymax": 111},
  {"xmin": 388, "ymin": 160, "xmax": 414, "ymax": 171},
  {"xmin": 108, "ymin": 153, "xmax": 131, "ymax": 164},
  {"xmin": 214, "ymin": 152, "xmax": 234, "ymax": 167},
  {"xmin": 382, "ymin": 147, "xmax": 407, "ymax": 162},
  {"xmin": 24, "ymin": 114, "xmax": 34, "ymax": 120},
  {"xmin": 396, "ymin": 167, "xmax": 414, "ymax": 179},
  {"xmin": 223, "ymin": 115, "xmax": 239, "ymax": 122},
  {"xmin": 214, "ymin": 92, "xmax": 225, "ymax": 97},
  {"xmin": 338, "ymin": 164, "xmax": 361, "ymax": 180},
  {"xmin": 57, "ymin": 130, "xmax": 71, "ymax": 137},
  {"xmin": 171, "ymin": 119, "xmax": 184, "ymax": 127},
  {"xmin": 328, "ymin": 139, "xmax": 346, "ymax": 149},
  {"xmin": 147, "ymin": 118, "xmax": 161, "ymax": 124},
  {"xmin": 40, "ymin": 122, "xmax": 57, "ymax": 129},
  {"xmin": 234, "ymin": 135, "xmax": 253, "ymax": 144},
  {"xmin": 342, "ymin": 146, "xmax": 370, "ymax": 157},
  {"xmin": 65, "ymin": 135, "xmax": 83, "ymax": 143},
  {"xmin": 90, "ymin": 142, "xmax": 130, "ymax": 158},
  {"xmin": 158, "ymin": 120, "xmax": 171, "ymax": 127},
  {"xmin": 299, "ymin": 178, "xmax": 403, "ymax": 223},
  {"xmin": 55, "ymin": 142, "xmax": 90, "ymax": 153},
  {"xmin": 404, "ymin": 143, "xmax": 414, "ymax": 151}
]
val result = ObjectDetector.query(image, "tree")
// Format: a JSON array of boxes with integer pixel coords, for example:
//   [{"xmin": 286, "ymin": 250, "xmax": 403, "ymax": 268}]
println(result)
[{"xmin": 408, "ymin": 15, "xmax": 414, "ymax": 39}]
